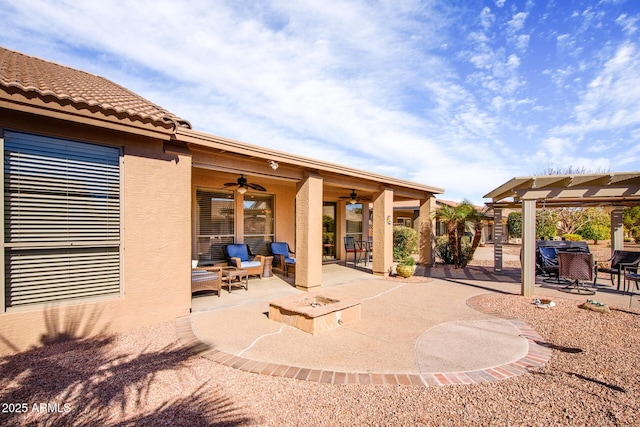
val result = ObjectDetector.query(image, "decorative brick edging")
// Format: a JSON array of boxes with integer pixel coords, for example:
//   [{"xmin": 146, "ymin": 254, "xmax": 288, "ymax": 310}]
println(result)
[{"xmin": 176, "ymin": 297, "xmax": 552, "ymax": 386}]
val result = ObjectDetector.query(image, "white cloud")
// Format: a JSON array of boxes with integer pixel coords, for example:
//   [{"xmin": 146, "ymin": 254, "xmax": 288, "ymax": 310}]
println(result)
[
  {"xmin": 507, "ymin": 12, "xmax": 528, "ymax": 34},
  {"xmin": 615, "ymin": 13, "xmax": 639, "ymax": 35},
  {"xmin": 480, "ymin": 7, "xmax": 495, "ymax": 31},
  {"xmin": 1, "ymin": 0, "xmax": 639, "ymax": 205}
]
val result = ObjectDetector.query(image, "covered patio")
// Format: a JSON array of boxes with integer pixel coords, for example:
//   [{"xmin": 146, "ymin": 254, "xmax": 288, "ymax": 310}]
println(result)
[
  {"xmin": 484, "ymin": 172, "xmax": 640, "ymax": 296},
  {"xmin": 179, "ymin": 128, "xmax": 444, "ymax": 295}
]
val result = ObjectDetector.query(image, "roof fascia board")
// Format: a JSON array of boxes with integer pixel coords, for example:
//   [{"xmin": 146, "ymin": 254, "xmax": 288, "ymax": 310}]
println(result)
[
  {"xmin": 177, "ymin": 128, "xmax": 444, "ymax": 195},
  {"xmin": 483, "ymin": 177, "xmax": 532, "ymax": 200},
  {"xmin": 1, "ymin": 96, "xmax": 174, "ymax": 140},
  {"xmin": 487, "ymin": 196, "xmax": 640, "ymax": 209}
]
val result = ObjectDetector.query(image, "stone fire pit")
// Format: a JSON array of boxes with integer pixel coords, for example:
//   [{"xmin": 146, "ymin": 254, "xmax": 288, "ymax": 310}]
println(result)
[{"xmin": 268, "ymin": 293, "xmax": 361, "ymax": 335}]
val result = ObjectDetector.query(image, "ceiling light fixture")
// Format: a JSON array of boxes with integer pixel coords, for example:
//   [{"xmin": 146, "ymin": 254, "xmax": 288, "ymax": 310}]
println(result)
[
  {"xmin": 237, "ymin": 186, "xmax": 247, "ymax": 195},
  {"xmin": 269, "ymin": 160, "xmax": 279, "ymax": 170}
]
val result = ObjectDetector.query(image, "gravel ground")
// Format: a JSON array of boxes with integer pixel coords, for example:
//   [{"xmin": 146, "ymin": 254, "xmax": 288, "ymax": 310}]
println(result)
[{"xmin": 1, "ymin": 290, "xmax": 638, "ymax": 426}]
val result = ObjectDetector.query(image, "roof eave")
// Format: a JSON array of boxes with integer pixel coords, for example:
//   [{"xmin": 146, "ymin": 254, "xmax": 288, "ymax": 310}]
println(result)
[{"xmin": 176, "ymin": 128, "xmax": 444, "ymax": 195}]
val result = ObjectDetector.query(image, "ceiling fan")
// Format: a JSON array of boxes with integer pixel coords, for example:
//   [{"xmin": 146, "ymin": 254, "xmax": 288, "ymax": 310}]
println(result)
[
  {"xmin": 223, "ymin": 175, "xmax": 266, "ymax": 194},
  {"xmin": 339, "ymin": 189, "xmax": 371, "ymax": 204}
]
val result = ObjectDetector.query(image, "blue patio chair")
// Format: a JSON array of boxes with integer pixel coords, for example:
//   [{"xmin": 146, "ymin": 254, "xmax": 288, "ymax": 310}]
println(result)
[
  {"xmin": 537, "ymin": 246, "xmax": 559, "ymax": 282},
  {"xmin": 223, "ymin": 244, "xmax": 265, "ymax": 279},
  {"xmin": 269, "ymin": 242, "xmax": 296, "ymax": 276}
]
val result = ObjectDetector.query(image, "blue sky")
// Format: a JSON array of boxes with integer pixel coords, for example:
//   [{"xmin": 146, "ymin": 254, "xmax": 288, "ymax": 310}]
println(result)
[{"xmin": 1, "ymin": 0, "xmax": 639, "ymax": 204}]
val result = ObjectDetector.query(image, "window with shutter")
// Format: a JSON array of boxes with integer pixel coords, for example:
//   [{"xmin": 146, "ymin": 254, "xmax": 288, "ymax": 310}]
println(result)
[
  {"xmin": 2, "ymin": 131, "xmax": 121, "ymax": 309},
  {"xmin": 195, "ymin": 189, "xmax": 235, "ymax": 263}
]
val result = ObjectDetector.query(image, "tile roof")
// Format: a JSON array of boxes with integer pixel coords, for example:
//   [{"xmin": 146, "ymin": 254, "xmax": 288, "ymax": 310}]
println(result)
[{"xmin": 0, "ymin": 46, "xmax": 191, "ymax": 130}]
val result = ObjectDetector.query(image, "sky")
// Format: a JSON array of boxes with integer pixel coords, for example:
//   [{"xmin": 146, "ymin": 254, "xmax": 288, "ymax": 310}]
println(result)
[{"xmin": 1, "ymin": 0, "xmax": 639, "ymax": 204}]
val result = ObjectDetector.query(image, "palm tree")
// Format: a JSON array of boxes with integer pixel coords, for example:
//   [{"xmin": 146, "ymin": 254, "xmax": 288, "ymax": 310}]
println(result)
[
  {"xmin": 434, "ymin": 200, "xmax": 488, "ymax": 268},
  {"xmin": 461, "ymin": 204, "xmax": 489, "ymax": 268}
]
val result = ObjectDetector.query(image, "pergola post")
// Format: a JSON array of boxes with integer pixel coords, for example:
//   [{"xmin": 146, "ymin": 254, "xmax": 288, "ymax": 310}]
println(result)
[
  {"xmin": 521, "ymin": 199, "xmax": 536, "ymax": 297},
  {"xmin": 611, "ymin": 207, "xmax": 625, "ymax": 253},
  {"xmin": 493, "ymin": 207, "xmax": 503, "ymax": 272}
]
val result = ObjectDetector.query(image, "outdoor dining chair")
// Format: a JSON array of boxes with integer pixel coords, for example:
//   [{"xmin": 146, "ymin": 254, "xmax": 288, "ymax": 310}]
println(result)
[
  {"xmin": 559, "ymin": 251, "xmax": 595, "ymax": 295},
  {"xmin": 594, "ymin": 250, "xmax": 640, "ymax": 290},
  {"xmin": 344, "ymin": 236, "xmax": 365, "ymax": 267}
]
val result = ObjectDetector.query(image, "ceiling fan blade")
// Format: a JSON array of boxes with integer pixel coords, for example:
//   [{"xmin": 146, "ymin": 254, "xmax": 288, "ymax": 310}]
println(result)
[
  {"xmin": 248, "ymin": 183, "xmax": 267, "ymax": 191},
  {"xmin": 223, "ymin": 182, "xmax": 238, "ymax": 187}
]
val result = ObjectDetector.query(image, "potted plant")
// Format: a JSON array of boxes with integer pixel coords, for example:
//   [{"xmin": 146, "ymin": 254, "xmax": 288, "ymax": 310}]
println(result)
[{"xmin": 396, "ymin": 256, "xmax": 416, "ymax": 278}]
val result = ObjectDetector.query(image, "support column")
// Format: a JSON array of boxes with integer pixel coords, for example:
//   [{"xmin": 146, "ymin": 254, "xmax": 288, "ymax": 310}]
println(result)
[
  {"xmin": 295, "ymin": 173, "xmax": 323, "ymax": 290},
  {"xmin": 362, "ymin": 202, "xmax": 372, "ymax": 240},
  {"xmin": 493, "ymin": 208, "xmax": 503, "ymax": 272},
  {"xmin": 372, "ymin": 187, "xmax": 394, "ymax": 276},
  {"xmin": 418, "ymin": 197, "xmax": 436, "ymax": 266},
  {"xmin": 521, "ymin": 199, "xmax": 536, "ymax": 297},
  {"xmin": 611, "ymin": 207, "xmax": 625, "ymax": 254}
]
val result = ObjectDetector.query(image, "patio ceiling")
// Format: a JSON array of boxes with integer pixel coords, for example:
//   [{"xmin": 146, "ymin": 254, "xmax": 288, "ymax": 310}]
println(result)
[{"xmin": 484, "ymin": 172, "xmax": 640, "ymax": 208}]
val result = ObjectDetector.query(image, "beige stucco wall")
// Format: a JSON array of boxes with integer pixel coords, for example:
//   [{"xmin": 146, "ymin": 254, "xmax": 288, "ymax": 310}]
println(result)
[{"xmin": 0, "ymin": 114, "xmax": 192, "ymax": 355}]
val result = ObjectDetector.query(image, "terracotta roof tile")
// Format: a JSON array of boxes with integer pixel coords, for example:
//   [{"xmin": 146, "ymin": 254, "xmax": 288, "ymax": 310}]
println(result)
[{"xmin": 0, "ymin": 46, "xmax": 191, "ymax": 129}]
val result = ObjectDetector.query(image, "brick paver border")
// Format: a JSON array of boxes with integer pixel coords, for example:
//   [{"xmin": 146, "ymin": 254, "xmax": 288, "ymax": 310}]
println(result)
[{"xmin": 176, "ymin": 294, "xmax": 552, "ymax": 386}]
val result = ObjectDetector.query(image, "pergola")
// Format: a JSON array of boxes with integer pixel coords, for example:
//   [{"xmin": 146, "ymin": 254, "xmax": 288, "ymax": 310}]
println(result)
[{"xmin": 484, "ymin": 172, "xmax": 640, "ymax": 296}]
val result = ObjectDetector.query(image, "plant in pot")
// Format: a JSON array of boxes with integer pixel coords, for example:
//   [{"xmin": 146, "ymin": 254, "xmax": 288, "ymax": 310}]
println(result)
[{"xmin": 396, "ymin": 256, "xmax": 416, "ymax": 278}]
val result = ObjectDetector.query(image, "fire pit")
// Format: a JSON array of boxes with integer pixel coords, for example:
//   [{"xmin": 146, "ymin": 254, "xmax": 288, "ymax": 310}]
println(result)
[{"xmin": 269, "ymin": 293, "xmax": 361, "ymax": 335}]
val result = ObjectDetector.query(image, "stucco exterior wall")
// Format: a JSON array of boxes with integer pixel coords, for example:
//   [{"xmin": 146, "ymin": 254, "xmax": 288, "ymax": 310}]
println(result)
[{"xmin": 0, "ymin": 113, "xmax": 192, "ymax": 355}]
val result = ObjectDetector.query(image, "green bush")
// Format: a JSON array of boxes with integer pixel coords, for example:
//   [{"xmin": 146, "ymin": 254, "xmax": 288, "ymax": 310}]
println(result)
[
  {"xmin": 578, "ymin": 223, "xmax": 609, "ymax": 244},
  {"xmin": 435, "ymin": 236, "xmax": 453, "ymax": 264},
  {"xmin": 562, "ymin": 233, "xmax": 583, "ymax": 241},
  {"xmin": 507, "ymin": 212, "xmax": 522, "ymax": 238},
  {"xmin": 393, "ymin": 226, "xmax": 418, "ymax": 262},
  {"xmin": 435, "ymin": 235, "xmax": 471, "ymax": 264}
]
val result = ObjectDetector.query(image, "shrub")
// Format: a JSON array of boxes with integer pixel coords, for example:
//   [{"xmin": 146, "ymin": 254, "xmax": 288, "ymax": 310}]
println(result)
[
  {"xmin": 435, "ymin": 236, "xmax": 453, "ymax": 264},
  {"xmin": 393, "ymin": 226, "xmax": 418, "ymax": 262},
  {"xmin": 402, "ymin": 256, "xmax": 416, "ymax": 266},
  {"xmin": 507, "ymin": 212, "xmax": 522, "ymax": 238},
  {"xmin": 578, "ymin": 223, "xmax": 609, "ymax": 244},
  {"xmin": 435, "ymin": 235, "xmax": 471, "ymax": 264},
  {"xmin": 562, "ymin": 233, "xmax": 583, "ymax": 241}
]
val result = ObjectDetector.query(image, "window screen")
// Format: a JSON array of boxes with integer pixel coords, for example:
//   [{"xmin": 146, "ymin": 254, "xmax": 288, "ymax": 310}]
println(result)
[{"xmin": 3, "ymin": 131, "xmax": 121, "ymax": 308}]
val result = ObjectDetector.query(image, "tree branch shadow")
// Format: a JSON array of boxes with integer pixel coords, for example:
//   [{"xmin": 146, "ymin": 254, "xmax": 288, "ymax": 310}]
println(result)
[{"xmin": 0, "ymin": 304, "xmax": 253, "ymax": 426}]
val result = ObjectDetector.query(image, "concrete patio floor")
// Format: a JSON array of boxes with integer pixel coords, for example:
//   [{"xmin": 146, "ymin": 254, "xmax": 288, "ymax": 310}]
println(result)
[{"xmin": 185, "ymin": 262, "xmax": 639, "ymax": 385}]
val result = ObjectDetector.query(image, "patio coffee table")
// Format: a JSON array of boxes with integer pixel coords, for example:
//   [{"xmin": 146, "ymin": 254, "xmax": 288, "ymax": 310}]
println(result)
[{"xmin": 222, "ymin": 267, "xmax": 249, "ymax": 293}]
